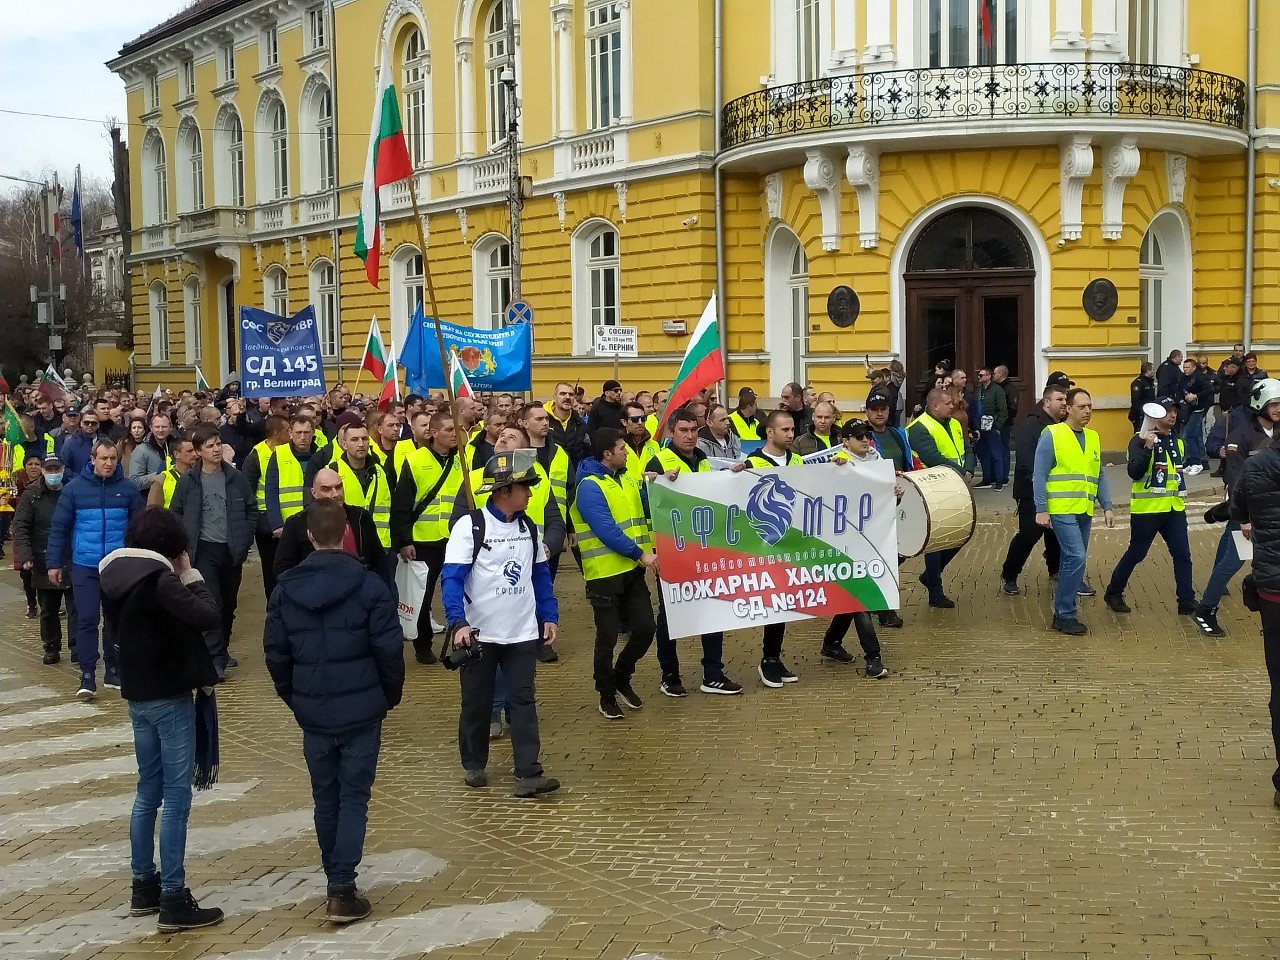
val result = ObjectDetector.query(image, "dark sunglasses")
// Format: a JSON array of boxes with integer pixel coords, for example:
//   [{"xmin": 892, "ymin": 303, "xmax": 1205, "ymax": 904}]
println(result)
[
  {"xmin": 82, "ymin": 420, "xmax": 99, "ymax": 427},
  {"xmin": 626, "ymin": 415, "xmax": 644, "ymax": 423}
]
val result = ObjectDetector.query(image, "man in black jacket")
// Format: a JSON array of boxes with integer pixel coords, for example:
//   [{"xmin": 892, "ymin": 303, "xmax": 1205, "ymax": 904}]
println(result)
[
  {"xmin": 275, "ymin": 468, "xmax": 391, "ymax": 591},
  {"xmin": 546, "ymin": 381, "xmax": 591, "ymax": 466},
  {"xmin": 1000, "ymin": 384, "xmax": 1067, "ymax": 594},
  {"xmin": 264, "ymin": 499, "xmax": 404, "ymax": 924},
  {"xmin": 589, "ymin": 379, "xmax": 625, "ymax": 431},
  {"xmin": 169, "ymin": 423, "xmax": 258, "ymax": 680},
  {"xmin": 1179, "ymin": 357, "xmax": 1213, "ymax": 473},
  {"xmin": 1128, "ymin": 362, "xmax": 1157, "ymax": 432},
  {"xmin": 1155, "ymin": 349, "xmax": 1184, "ymax": 396}
]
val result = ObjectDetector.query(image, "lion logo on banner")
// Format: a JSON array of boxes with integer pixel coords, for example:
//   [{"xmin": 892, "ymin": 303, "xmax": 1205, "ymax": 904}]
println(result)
[{"xmin": 745, "ymin": 475, "xmax": 797, "ymax": 546}]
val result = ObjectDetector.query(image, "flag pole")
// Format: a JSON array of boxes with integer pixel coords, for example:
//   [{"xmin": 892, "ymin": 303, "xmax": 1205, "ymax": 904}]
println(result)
[{"xmin": 406, "ymin": 178, "xmax": 475, "ymax": 510}]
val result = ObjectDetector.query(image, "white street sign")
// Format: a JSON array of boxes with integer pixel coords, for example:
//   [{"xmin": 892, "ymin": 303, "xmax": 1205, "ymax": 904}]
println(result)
[{"xmin": 594, "ymin": 324, "xmax": 637, "ymax": 357}]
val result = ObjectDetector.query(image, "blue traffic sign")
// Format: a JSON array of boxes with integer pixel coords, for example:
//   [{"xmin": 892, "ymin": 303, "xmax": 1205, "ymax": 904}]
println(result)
[{"xmin": 505, "ymin": 300, "xmax": 534, "ymax": 325}]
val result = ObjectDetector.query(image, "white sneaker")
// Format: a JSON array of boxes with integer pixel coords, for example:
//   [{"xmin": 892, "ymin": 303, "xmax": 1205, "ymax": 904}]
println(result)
[
  {"xmin": 1187, "ymin": 464, "xmax": 1203, "ymax": 476},
  {"xmin": 430, "ymin": 615, "xmax": 444, "ymax": 633}
]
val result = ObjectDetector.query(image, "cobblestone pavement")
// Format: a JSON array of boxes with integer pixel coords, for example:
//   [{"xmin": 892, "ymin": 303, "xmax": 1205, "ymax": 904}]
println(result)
[{"xmin": 2, "ymin": 488, "xmax": 1278, "ymax": 960}]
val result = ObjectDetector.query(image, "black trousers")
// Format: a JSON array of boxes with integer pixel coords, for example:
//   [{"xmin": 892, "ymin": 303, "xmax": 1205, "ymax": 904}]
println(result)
[
  {"xmin": 20, "ymin": 568, "xmax": 36, "ymax": 606},
  {"xmin": 1258, "ymin": 599, "xmax": 1280, "ymax": 793},
  {"xmin": 459, "ymin": 639, "xmax": 542, "ymax": 778},
  {"xmin": 37, "ymin": 588, "xmax": 68, "ymax": 653},
  {"xmin": 823, "ymin": 612, "xmax": 881, "ymax": 661},
  {"xmin": 412, "ymin": 540, "xmax": 447, "ymax": 657},
  {"xmin": 762, "ymin": 623, "xmax": 785, "ymax": 660},
  {"xmin": 654, "ymin": 591, "xmax": 725, "ymax": 683},
  {"xmin": 194, "ymin": 540, "xmax": 243, "ymax": 672},
  {"xmin": 256, "ymin": 528, "xmax": 279, "ymax": 598},
  {"xmin": 586, "ymin": 568, "xmax": 655, "ymax": 697},
  {"xmin": 1002, "ymin": 498, "xmax": 1061, "ymax": 582}
]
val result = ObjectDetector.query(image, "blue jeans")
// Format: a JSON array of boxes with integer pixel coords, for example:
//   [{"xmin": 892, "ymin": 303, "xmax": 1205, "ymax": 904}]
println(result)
[
  {"xmin": 1105, "ymin": 511, "xmax": 1195, "ymax": 607},
  {"xmin": 71, "ymin": 564, "xmax": 116, "ymax": 675},
  {"xmin": 302, "ymin": 722, "xmax": 382, "ymax": 892},
  {"xmin": 1183, "ymin": 410, "xmax": 1208, "ymax": 467},
  {"xmin": 129, "ymin": 695, "xmax": 196, "ymax": 895},
  {"xmin": 977, "ymin": 430, "xmax": 1003, "ymax": 483},
  {"xmin": 1050, "ymin": 513, "xmax": 1093, "ymax": 620},
  {"xmin": 1200, "ymin": 521, "xmax": 1245, "ymax": 610}
]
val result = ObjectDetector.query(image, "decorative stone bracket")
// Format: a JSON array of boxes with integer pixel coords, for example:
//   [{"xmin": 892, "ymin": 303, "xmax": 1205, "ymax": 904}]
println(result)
[
  {"xmin": 1166, "ymin": 153, "xmax": 1187, "ymax": 205},
  {"xmin": 802, "ymin": 149, "xmax": 842, "ymax": 252},
  {"xmin": 553, "ymin": 191, "xmax": 567, "ymax": 231},
  {"xmin": 845, "ymin": 145, "xmax": 879, "ymax": 249},
  {"xmin": 1059, "ymin": 134, "xmax": 1093, "ymax": 241},
  {"xmin": 1102, "ymin": 136, "xmax": 1140, "ymax": 240},
  {"xmin": 763, "ymin": 172, "xmax": 782, "ymax": 220}
]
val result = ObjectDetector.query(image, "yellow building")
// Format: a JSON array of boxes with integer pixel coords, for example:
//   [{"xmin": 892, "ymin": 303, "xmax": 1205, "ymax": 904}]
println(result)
[{"xmin": 109, "ymin": 0, "xmax": 1277, "ymax": 448}]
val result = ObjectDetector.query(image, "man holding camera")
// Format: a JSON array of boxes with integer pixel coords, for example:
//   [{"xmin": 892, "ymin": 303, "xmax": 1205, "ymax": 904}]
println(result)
[{"xmin": 441, "ymin": 450, "xmax": 560, "ymax": 797}]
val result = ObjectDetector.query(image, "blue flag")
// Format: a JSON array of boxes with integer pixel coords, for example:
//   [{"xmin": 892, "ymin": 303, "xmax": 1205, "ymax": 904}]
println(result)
[
  {"xmin": 238, "ymin": 305, "xmax": 327, "ymax": 398},
  {"xmin": 398, "ymin": 306, "xmax": 532, "ymax": 393}
]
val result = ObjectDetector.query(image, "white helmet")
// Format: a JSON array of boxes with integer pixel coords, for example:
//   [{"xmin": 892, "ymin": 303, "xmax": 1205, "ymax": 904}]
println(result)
[{"xmin": 1247, "ymin": 378, "xmax": 1280, "ymax": 416}]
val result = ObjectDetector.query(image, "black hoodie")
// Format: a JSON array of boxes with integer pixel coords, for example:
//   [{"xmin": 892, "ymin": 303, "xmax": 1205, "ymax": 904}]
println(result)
[{"xmin": 1011, "ymin": 405, "xmax": 1060, "ymax": 501}]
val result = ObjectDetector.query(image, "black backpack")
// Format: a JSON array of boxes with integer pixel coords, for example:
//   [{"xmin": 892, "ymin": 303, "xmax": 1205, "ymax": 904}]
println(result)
[{"xmin": 468, "ymin": 508, "xmax": 539, "ymax": 565}]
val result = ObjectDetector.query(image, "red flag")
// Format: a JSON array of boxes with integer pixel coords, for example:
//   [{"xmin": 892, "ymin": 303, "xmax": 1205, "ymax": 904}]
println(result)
[{"xmin": 980, "ymin": 0, "xmax": 996, "ymax": 48}]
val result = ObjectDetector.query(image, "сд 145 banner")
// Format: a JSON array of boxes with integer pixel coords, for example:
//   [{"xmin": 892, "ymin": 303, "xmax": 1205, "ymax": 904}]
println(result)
[
  {"xmin": 647, "ymin": 461, "xmax": 900, "ymax": 640},
  {"xmin": 238, "ymin": 306, "xmax": 327, "ymax": 399}
]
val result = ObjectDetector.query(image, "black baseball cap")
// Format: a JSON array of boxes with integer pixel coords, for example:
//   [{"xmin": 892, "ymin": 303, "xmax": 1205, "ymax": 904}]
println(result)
[
  {"xmin": 1157, "ymin": 396, "xmax": 1180, "ymax": 409},
  {"xmin": 865, "ymin": 391, "xmax": 892, "ymax": 409},
  {"xmin": 602, "ymin": 379, "xmax": 622, "ymax": 393},
  {"xmin": 841, "ymin": 419, "xmax": 871, "ymax": 439},
  {"xmin": 738, "ymin": 387, "xmax": 757, "ymax": 403},
  {"xmin": 1046, "ymin": 371, "xmax": 1075, "ymax": 389}
]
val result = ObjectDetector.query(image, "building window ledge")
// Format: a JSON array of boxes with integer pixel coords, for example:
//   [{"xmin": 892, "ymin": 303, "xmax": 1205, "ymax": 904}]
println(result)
[
  {"xmin": 212, "ymin": 79, "xmax": 239, "ymax": 100},
  {"xmin": 173, "ymin": 94, "xmax": 197, "ymax": 112},
  {"xmin": 297, "ymin": 49, "xmax": 328, "ymax": 72},
  {"xmin": 253, "ymin": 65, "xmax": 283, "ymax": 87}
]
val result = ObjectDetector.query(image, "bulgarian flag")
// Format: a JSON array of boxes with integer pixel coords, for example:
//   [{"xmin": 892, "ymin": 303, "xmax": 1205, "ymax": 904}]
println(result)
[
  {"xmin": 656, "ymin": 294, "xmax": 725, "ymax": 436},
  {"xmin": 354, "ymin": 43, "xmax": 414, "ymax": 288},
  {"xmin": 450, "ymin": 352, "xmax": 475, "ymax": 400},
  {"xmin": 378, "ymin": 334, "xmax": 400, "ymax": 411},
  {"xmin": 979, "ymin": 0, "xmax": 996, "ymax": 48},
  {"xmin": 194, "ymin": 365, "xmax": 210, "ymax": 391},
  {"xmin": 360, "ymin": 316, "xmax": 388, "ymax": 382}
]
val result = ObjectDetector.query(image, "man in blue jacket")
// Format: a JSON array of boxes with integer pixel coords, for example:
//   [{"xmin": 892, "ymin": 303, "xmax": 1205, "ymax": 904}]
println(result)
[
  {"xmin": 46, "ymin": 439, "xmax": 144, "ymax": 697},
  {"xmin": 263, "ymin": 498, "xmax": 404, "ymax": 926},
  {"xmin": 58, "ymin": 408, "xmax": 107, "ymax": 478}
]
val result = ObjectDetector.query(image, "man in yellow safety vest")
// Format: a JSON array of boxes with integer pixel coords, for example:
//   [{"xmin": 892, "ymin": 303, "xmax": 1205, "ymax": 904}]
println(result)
[
  {"xmin": 312, "ymin": 416, "xmax": 393, "ymax": 580},
  {"xmin": 146, "ymin": 437, "xmax": 198, "ymax": 508},
  {"xmin": 240, "ymin": 414, "xmax": 290, "ymax": 595}
]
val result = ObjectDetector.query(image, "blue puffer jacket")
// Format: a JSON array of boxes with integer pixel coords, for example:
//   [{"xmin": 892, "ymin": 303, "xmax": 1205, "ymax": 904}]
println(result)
[
  {"xmin": 46, "ymin": 462, "xmax": 145, "ymax": 570},
  {"xmin": 263, "ymin": 550, "xmax": 405, "ymax": 735}
]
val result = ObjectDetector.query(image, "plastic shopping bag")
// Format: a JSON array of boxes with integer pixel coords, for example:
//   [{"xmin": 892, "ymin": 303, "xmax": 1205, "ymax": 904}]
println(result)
[{"xmin": 395, "ymin": 558, "xmax": 429, "ymax": 639}]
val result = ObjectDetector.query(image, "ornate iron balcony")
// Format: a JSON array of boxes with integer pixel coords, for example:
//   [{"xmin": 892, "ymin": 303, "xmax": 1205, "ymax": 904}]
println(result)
[{"xmin": 722, "ymin": 62, "xmax": 1246, "ymax": 149}]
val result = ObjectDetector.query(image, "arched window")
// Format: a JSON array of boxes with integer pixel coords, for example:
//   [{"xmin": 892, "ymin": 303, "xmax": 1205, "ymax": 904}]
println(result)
[
  {"xmin": 176, "ymin": 119, "xmax": 205, "ymax": 214},
  {"xmin": 484, "ymin": 1, "xmax": 512, "ymax": 148},
  {"xmin": 317, "ymin": 88, "xmax": 335, "ymax": 190},
  {"xmin": 301, "ymin": 81, "xmax": 336, "ymax": 194},
  {"xmin": 906, "ymin": 207, "xmax": 1033, "ymax": 272},
  {"xmin": 925, "ymin": 0, "xmax": 1019, "ymax": 66},
  {"xmin": 472, "ymin": 234, "xmax": 511, "ymax": 329},
  {"xmin": 401, "ymin": 27, "xmax": 429, "ymax": 168},
  {"xmin": 143, "ymin": 131, "xmax": 168, "ymax": 226},
  {"xmin": 310, "ymin": 259, "xmax": 339, "ymax": 356},
  {"xmin": 764, "ymin": 226, "xmax": 808, "ymax": 393},
  {"xmin": 184, "ymin": 276, "xmax": 202, "ymax": 363},
  {"xmin": 572, "ymin": 221, "xmax": 621, "ymax": 353},
  {"xmin": 214, "ymin": 108, "xmax": 246, "ymax": 207},
  {"xmin": 390, "ymin": 246, "xmax": 424, "ymax": 346},
  {"xmin": 1139, "ymin": 210, "xmax": 1192, "ymax": 363},
  {"xmin": 150, "ymin": 282, "xmax": 170, "ymax": 364},
  {"xmin": 256, "ymin": 96, "xmax": 290, "ymax": 201},
  {"xmin": 264, "ymin": 266, "xmax": 288, "ymax": 316}
]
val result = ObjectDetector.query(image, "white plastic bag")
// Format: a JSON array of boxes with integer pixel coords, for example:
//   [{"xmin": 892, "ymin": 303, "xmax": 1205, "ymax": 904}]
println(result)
[{"xmin": 395, "ymin": 558, "xmax": 429, "ymax": 639}]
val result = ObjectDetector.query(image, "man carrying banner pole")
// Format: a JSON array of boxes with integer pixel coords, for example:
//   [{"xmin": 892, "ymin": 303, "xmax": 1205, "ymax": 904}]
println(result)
[{"xmin": 646, "ymin": 410, "xmax": 742, "ymax": 697}]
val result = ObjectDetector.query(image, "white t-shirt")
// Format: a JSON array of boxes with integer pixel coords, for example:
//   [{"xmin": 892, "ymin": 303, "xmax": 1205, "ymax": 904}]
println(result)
[{"xmin": 443, "ymin": 510, "xmax": 546, "ymax": 645}]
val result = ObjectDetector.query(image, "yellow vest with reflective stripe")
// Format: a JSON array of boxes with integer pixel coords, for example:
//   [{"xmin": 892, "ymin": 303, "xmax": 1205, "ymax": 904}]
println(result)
[
  {"xmin": 334, "ymin": 457, "xmax": 392, "ymax": 546},
  {"xmin": 391, "ymin": 438, "xmax": 420, "ymax": 483},
  {"xmin": 569, "ymin": 472, "xmax": 652, "ymax": 581},
  {"xmin": 729, "ymin": 411, "xmax": 761, "ymax": 440},
  {"xmin": 746, "ymin": 449, "xmax": 802, "ymax": 467},
  {"xmin": 159, "ymin": 466, "xmax": 181, "ymax": 508},
  {"xmin": 1045, "ymin": 423, "xmax": 1102, "ymax": 515},
  {"xmin": 645, "ymin": 414, "xmax": 660, "ymax": 441},
  {"xmin": 406, "ymin": 447, "xmax": 463, "ymax": 542},
  {"xmin": 655, "ymin": 446, "xmax": 711, "ymax": 475},
  {"xmin": 251, "ymin": 440, "xmax": 273, "ymax": 510},
  {"xmin": 538, "ymin": 443, "xmax": 570, "ymax": 517},
  {"xmin": 271, "ymin": 445, "xmax": 308, "ymax": 523},
  {"xmin": 13, "ymin": 436, "xmax": 54, "ymax": 471},
  {"xmin": 914, "ymin": 413, "xmax": 966, "ymax": 468},
  {"xmin": 468, "ymin": 462, "xmax": 552, "ymax": 529},
  {"xmin": 624, "ymin": 439, "xmax": 662, "ymax": 484},
  {"xmin": 1130, "ymin": 438, "xmax": 1186, "ymax": 515}
]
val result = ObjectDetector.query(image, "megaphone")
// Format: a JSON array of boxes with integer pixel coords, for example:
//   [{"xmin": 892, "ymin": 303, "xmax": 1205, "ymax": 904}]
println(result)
[{"xmin": 1139, "ymin": 401, "xmax": 1168, "ymax": 439}]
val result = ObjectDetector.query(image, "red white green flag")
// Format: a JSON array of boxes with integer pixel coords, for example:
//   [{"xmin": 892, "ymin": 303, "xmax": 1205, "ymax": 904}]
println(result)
[
  {"xmin": 360, "ymin": 316, "xmax": 388, "ymax": 382},
  {"xmin": 979, "ymin": 0, "xmax": 997, "ymax": 47},
  {"xmin": 354, "ymin": 43, "xmax": 414, "ymax": 288},
  {"xmin": 657, "ymin": 294, "xmax": 724, "ymax": 436},
  {"xmin": 449, "ymin": 352, "xmax": 475, "ymax": 400},
  {"xmin": 194, "ymin": 365, "xmax": 210, "ymax": 392},
  {"xmin": 378, "ymin": 334, "xmax": 400, "ymax": 411}
]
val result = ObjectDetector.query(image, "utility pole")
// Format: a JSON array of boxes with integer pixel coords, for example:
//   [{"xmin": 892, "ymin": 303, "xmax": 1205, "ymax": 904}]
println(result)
[
  {"xmin": 502, "ymin": 1, "xmax": 522, "ymax": 304},
  {"xmin": 3, "ymin": 174, "xmax": 66, "ymax": 366}
]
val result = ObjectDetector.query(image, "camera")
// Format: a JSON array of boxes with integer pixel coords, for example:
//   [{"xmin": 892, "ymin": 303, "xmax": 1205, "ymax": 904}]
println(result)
[{"xmin": 441, "ymin": 624, "xmax": 483, "ymax": 671}]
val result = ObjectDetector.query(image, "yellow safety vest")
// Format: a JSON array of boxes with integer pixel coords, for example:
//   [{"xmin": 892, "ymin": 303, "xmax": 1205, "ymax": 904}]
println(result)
[
  {"xmin": 569, "ymin": 471, "xmax": 652, "ymax": 581},
  {"xmin": 159, "ymin": 466, "xmax": 182, "ymax": 508},
  {"xmin": 913, "ymin": 413, "xmax": 966, "ymax": 468},
  {"xmin": 251, "ymin": 439, "xmax": 273, "ymax": 511},
  {"xmin": 536, "ymin": 443, "xmax": 570, "ymax": 517},
  {"xmin": 1130, "ymin": 438, "xmax": 1186, "ymax": 515},
  {"xmin": 468, "ymin": 462, "xmax": 553, "ymax": 529},
  {"xmin": 728, "ymin": 411, "xmax": 761, "ymax": 440},
  {"xmin": 13, "ymin": 436, "xmax": 54, "ymax": 470},
  {"xmin": 334, "ymin": 457, "xmax": 392, "ymax": 546},
  {"xmin": 406, "ymin": 447, "xmax": 463, "ymax": 542},
  {"xmin": 746, "ymin": 449, "xmax": 802, "ymax": 467},
  {"xmin": 624, "ymin": 439, "xmax": 662, "ymax": 484},
  {"xmin": 270, "ymin": 444, "xmax": 309, "ymax": 523},
  {"xmin": 655, "ymin": 446, "xmax": 711, "ymax": 475},
  {"xmin": 1045, "ymin": 423, "xmax": 1102, "ymax": 515},
  {"xmin": 645, "ymin": 413, "xmax": 661, "ymax": 441},
  {"xmin": 391, "ymin": 438, "xmax": 421, "ymax": 483}
]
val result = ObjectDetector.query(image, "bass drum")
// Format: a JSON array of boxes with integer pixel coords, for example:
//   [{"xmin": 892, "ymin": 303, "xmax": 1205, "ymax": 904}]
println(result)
[{"xmin": 896, "ymin": 466, "xmax": 976, "ymax": 557}]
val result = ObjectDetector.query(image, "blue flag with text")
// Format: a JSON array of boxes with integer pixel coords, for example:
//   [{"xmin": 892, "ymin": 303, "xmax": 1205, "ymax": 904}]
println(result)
[
  {"xmin": 239, "ymin": 306, "xmax": 327, "ymax": 398},
  {"xmin": 399, "ymin": 305, "xmax": 533, "ymax": 393}
]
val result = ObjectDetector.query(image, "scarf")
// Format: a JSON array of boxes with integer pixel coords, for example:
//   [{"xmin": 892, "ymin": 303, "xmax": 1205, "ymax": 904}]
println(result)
[{"xmin": 193, "ymin": 687, "xmax": 219, "ymax": 791}]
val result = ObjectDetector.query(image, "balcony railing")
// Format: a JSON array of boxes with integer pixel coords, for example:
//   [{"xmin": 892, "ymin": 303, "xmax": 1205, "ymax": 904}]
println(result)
[
  {"xmin": 254, "ymin": 200, "xmax": 291, "ymax": 232},
  {"xmin": 571, "ymin": 131, "xmax": 618, "ymax": 171},
  {"xmin": 142, "ymin": 225, "xmax": 169, "ymax": 251},
  {"xmin": 302, "ymin": 194, "xmax": 334, "ymax": 224},
  {"xmin": 722, "ymin": 62, "xmax": 1246, "ymax": 149},
  {"xmin": 177, "ymin": 206, "xmax": 249, "ymax": 247}
]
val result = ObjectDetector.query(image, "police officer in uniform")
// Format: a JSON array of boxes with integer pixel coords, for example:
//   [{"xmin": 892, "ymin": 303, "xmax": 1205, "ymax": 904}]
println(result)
[{"xmin": 907, "ymin": 388, "xmax": 975, "ymax": 608}]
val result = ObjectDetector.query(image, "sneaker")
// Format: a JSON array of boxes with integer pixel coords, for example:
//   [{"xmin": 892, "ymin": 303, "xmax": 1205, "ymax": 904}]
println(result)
[
  {"xmin": 928, "ymin": 593, "xmax": 956, "ymax": 609},
  {"xmin": 877, "ymin": 611, "xmax": 904, "ymax": 628},
  {"xmin": 130, "ymin": 875, "xmax": 162, "ymax": 917},
  {"xmin": 1193, "ymin": 607, "xmax": 1226, "ymax": 637},
  {"xmin": 992, "ymin": 483, "xmax": 1005, "ymax": 491},
  {"xmin": 429, "ymin": 615, "xmax": 444, "ymax": 634},
  {"xmin": 536, "ymin": 644, "xmax": 559, "ymax": 663},
  {"xmin": 1051, "ymin": 616, "xmax": 1088, "ymax": 636},
  {"xmin": 599, "ymin": 694, "xmax": 624, "ymax": 720},
  {"xmin": 42, "ymin": 650, "xmax": 60, "ymax": 665},
  {"xmin": 1177, "ymin": 602, "xmax": 1197, "ymax": 616},
  {"xmin": 1210, "ymin": 467, "xmax": 1224, "ymax": 478},
  {"xmin": 699, "ymin": 677, "xmax": 743, "ymax": 695},
  {"xmin": 103, "ymin": 666, "xmax": 122, "ymax": 690},
  {"xmin": 659, "ymin": 677, "xmax": 688, "ymax": 698},
  {"xmin": 758, "ymin": 658, "xmax": 786, "ymax": 688},
  {"xmin": 464, "ymin": 768, "xmax": 489, "ymax": 788},
  {"xmin": 414, "ymin": 645, "xmax": 438, "ymax": 666},
  {"xmin": 1187, "ymin": 464, "xmax": 1204, "ymax": 476},
  {"xmin": 489, "ymin": 715, "xmax": 504, "ymax": 740},
  {"xmin": 776, "ymin": 659, "xmax": 798, "ymax": 683},
  {"xmin": 513, "ymin": 774, "xmax": 561, "ymax": 798},
  {"xmin": 1002, "ymin": 579, "xmax": 1021, "ymax": 596},
  {"xmin": 225, "ymin": 656, "xmax": 238, "ymax": 668},
  {"xmin": 156, "ymin": 888, "xmax": 225, "ymax": 932},
  {"xmin": 615, "ymin": 679, "xmax": 643, "ymax": 709},
  {"xmin": 1104, "ymin": 592, "xmax": 1131, "ymax": 614},
  {"xmin": 864, "ymin": 657, "xmax": 889, "ymax": 679},
  {"xmin": 1077, "ymin": 581, "xmax": 1097, "ymax": 597},
  {"xmin": 324, "ymin": 890, "xmax": 371, "ymax": 925},
  {"xmin": 76, "ymin": 671, "xmax": 96, "ymax": 699},
  {"xmin": 820, "ymin": 644, "xmax": 855, "ymax": 664},
  {"xmin": 974, "ymin": 479, "xmax": 993, "ymax": 488},
  {"xmin": 25, "ymin": 603, "xmax": 37, "ymax": 619}
]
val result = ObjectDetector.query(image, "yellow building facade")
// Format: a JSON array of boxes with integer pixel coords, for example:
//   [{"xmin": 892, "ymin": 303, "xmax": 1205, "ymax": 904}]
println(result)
[{"xmin": 110, "ymin": 0, "xmax": 1277, "ymax": 448}]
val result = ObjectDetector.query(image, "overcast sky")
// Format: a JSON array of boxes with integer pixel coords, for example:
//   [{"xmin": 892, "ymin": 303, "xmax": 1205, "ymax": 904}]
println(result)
[{"xmin": 0, "ymin": 0, "xmax": 189, "ymax": 191}]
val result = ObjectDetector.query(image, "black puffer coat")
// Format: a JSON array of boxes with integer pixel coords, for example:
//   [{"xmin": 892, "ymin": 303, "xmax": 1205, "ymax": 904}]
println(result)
[
  {"xmin": 1230, "ymin": 444, "xmax": 1280, "ymax": 590},
  {"xmin": 11, "ymin": 479, "xmax": 67, "ymax": 591}
]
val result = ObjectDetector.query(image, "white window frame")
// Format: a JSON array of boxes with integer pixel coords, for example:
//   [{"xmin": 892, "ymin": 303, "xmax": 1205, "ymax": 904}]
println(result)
[
  {"xmin": 264, "ymin": 266, "xmax": 289, "ymax": 316},
  {"xmin": 306, "ymin": 7, "xmax": 327, "ymax": 52},
  {"xmin": 310, "ymin": 259, "xmax": 339, "ymax": 356},
  {"xmin": 1125, "ymin": 0, "xmax": 1182, "ymax": 64},
  {"xmin": 923, "ymin": 0, "xmax": 1021, "ymax": 67},
  {"xmin": 228, "ymin": 112, "xmax": 246, "ymax": 206},
  {"xmin": 301, "ymin": 82, "xmax": 335, "ymax": 194},
  {"xmin": 147, "ymin": 72, "xmax": 160, "ymax": 111},
  {"xmin": 389, "ymin": 246, "xmax": 425, "ymax": 347},
  {"xmin": 151, "ymin": 282, "xmax": 170, "ymax": 365},
  {"xmin": 402, "ymin": 27, "xmax": 429, "ymax": 168},
  {"xmin": 257, "ymin": 97, "xmax": 290, "ymax": 201},
  {"xmin": 177, "ymin": 120, "xmax": 205, "ymax": 214},
  {"xmin": 484, "ymin": 0, "xmax": 511, "ymax": 149},
  {"xmin": 144, "ymin": 132, "xmax": 168, "ymax": 226},
  {"xmin": 572, "ymin": 221, "xmax": 621, "ymax": 354},
  {"xmin": 184, "ymin": 276, "xmax": 202, "ymax": 363},
  {"xmin": 763, "ymin": 224, "xmax": 807, "ymax": 394},
  {"xmin": 586, "ymin": 1, "xmax": 622, "ymax": 130},
  {"xmin": 317, "ymin": 88, "xmax": 335, "ymax": 191},
  {"xmin": 472, "ymin": 234, "xmax": 511, "ymax": 330},
  {"xmin": 221, "ymin": 42, "xmax": 237, "ymax": 84},
  {"xmin": 180, "ymin": 58, "xmax": 196, "ymax": 99},
  {"xmin": 262, "ymin": 24, "xmax": 280, "ymax": 69},
  {"xmin": 788, "ymin": 244, "xmax": 809, "ymax": 383},
  {"xmin": 796, "ymin": 0, "xmax": 822, "ymax": 81}
]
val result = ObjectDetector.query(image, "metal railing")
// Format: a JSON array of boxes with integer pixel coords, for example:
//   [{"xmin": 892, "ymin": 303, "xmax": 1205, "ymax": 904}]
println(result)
[{"xmin": 721, "ymin": 62, "xmax": 1246, "ymax": 149}]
